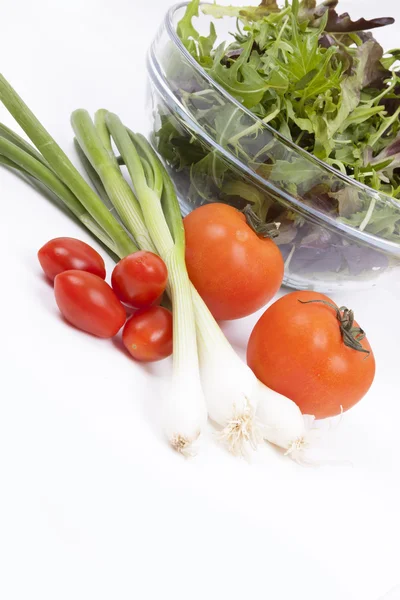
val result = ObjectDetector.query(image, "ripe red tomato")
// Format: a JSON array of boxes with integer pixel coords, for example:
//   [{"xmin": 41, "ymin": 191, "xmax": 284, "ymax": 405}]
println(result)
[
  {"xmin": 54, "ymin": 270, "xmax": 126, "ymax": 338},
  {"xmin": 184, "ymin": 204, "xmax": 284, "ymax": 320},
  {"xmin": 111, "ymin": 251, "xmax": 168, "ymax": 308},
  {"xmin": 122, "ymin": 306, "xmax": 173, "ymax": 362},
  {"xmin": 247, "ymin": 291, "xmax": 375, "ymax": 419},
  {"xmin": 38, "ymin": 237, "xmax": 106, "ymax": 281}
]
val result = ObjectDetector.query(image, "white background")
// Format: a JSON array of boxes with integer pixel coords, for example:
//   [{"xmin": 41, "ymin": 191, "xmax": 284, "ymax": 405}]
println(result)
[{"xmin": 1, "ymin": 1, "xmax": 399, "ymax": 599}]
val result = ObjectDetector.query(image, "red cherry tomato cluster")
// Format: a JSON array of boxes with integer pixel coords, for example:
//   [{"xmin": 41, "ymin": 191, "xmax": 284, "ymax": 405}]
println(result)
[{"xmin": 38, "ymin": 237, "xmax": 172, "ymax": 362}]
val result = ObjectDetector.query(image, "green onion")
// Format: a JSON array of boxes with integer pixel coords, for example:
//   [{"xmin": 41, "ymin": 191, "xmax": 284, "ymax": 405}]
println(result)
[
  {"xmin": 0, "ymin": 121, "xmax": 49, "ymax": 167},
  {"xmin": 106, "ymin": 112, "xmax": 207, "ymax": 454},
  {"xmin": 0, "ymin": 136, "xmax": 125, "ymax": 257},
  {"xmin": 71, "ymin": 109, "xmax": 156, "ymax": 253},
  {"xmin": 94, "ymin": 109, "xmax": 119, "ymax": 168},
  {"xmin": 0, "ymin": 74, "xmax": 133, "ymax": 258},
  {"xmin": 73, "ymin": 138, "xmax": 118, "ymax": 213},
  {"xmin": 108, "ymin": 119, "xmax": 262, "ymax": 456}
]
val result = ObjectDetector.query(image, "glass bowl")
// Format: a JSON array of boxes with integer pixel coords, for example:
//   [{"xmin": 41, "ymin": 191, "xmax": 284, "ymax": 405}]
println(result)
[{"xmin": 146, "ymin": 2, "xmax": 400, "ymax": 292}]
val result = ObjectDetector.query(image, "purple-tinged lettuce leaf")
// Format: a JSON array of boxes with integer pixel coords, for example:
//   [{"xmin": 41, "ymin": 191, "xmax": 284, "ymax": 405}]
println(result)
[
  {"xmin": 274, "ymin": 218, "xmax": 298, "ymax": 245},
  {"xmin": 371, "ymin": 135, "xmax": 400, "ymax": 175},
  {"xmin": 325, "ymin": 12, "xmax": 394, "ymax": 34},
  {"xmin": 279, "ymin": 243, "xmax": 343, "ymax": 273},
  {"xmin": 357, "ymin": 38, "xmax": 390, "ymax": 88},
  {"xmin": 341, "ymin": 244, "xmax": 389, "ymax": 275},
  {"xmin": 315, "ymin": 39, "xmax": 382, "ymax": 156},
  {"xmin": 374, "ymin": 134, "xmax": 400, "ymax": 159},
  {"xmin": 299, "ymin": 0, "xmax": 394, "ymax": 33},
  {"xmin": 298, "ymin": 226, "xmax": 335, "ymax": 248},
  {"xmin": 331, "ymin": 187, "xmax": 363, "ymax": 217},
  {"xmin": 280, "ymin": 235, "xmax": 389, "ymax": 275},
  {"xmin": 298, "ymin": 0, "xmax": 337, "ymax": 24}
]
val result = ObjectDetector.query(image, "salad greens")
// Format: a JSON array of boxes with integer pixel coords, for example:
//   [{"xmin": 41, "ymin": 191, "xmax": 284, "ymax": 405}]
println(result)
[{"xmin": 155, "ymin": 0, "xmax": 400, "ymax": 278}]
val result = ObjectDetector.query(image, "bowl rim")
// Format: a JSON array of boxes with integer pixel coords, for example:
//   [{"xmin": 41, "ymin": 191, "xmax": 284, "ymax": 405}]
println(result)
[{"xmin": 151, "ymin": 1, "xmax": 400, "ymax": 257}]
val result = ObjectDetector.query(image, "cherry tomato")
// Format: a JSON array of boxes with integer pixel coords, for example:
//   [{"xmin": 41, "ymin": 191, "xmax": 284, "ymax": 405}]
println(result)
[
  {"xmin": 38, "ymin": 237, "xmax": 106, "ymax": 281},
  {"xmin": 111, "ymin": 251, "xmax": 168, "ymax": 308},
  {"xmin": 122, "ymin": 306, "xmax": 173, "ymax": 362},
  {"xmin": 54, "ymin": 270, "xmax": 126, "ymax": 338},
  {"xmin": 247, "ymin": 291, "xmax": 375, "ymax": 419},
  {"xmin": 184, "ymin": 203, "xmax": 284, "ymax": 320}
]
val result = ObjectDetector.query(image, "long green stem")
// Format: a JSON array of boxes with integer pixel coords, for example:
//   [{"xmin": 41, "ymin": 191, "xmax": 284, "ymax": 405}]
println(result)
[
  {"xmin": 107, "ymin": 114, "xmax": 202, "ymax": 401},
  {"xmin": 126, "ymin": 130, "xmax": 164, "ymax": 199},
  {"xmin": 0, "ymin": 152, "xmax": 25, "ymax": 171},
  {"xmin": 104, "ymin": 124, "xmax": 212, "ymax": 348},
  {"xmin": 74, "ymin": 138, "xmax": 116, "ymax": 211},
  {"xmin": 106, "ymin": 114, "xmax": 150, "ymax": 200},
  {"xmin": 140, "ymin": 157, "xmax": 155, "ymax": 189},
  {"xmin": 127, "ymin": 136, "xmax": 236, "ymax": 364},
  {"xmin": 95, "ymin": 109, "xmax": 119, "ymax": 167},
  {"xmin": 125, "ymin": 135, "xmax": 232, "ymax": 353},
  {"xmin": 81, "ymin": 215, "xmax": 121, "ymax": 256},
  {"xmin": 0, "ymin": 136, "xmax": 86, "ymax": 219},
  {"xmin": 0, "ymin": 74, "xmax": 133, "ymax": 257},
  {"xmin": 71, "ymin": 109, "xmax": 156, "ymax": 253},
  {"xmin": 0, "ymin": 122, "xmax": 49, "ymax": 167},
  {"xmin": 166, "ymin": 245, "xmax": 200, "ymax": 375},
  {"xmin": 0, "ymin": 136, "xmax": 129, "ymax": 256},
  {"xmin": 130, "ymin": 134, "xmax": 185, "ymax": 248},
  {"xmin": 105, "ymin": 113, "xmax": 173, "ymax": 257}
]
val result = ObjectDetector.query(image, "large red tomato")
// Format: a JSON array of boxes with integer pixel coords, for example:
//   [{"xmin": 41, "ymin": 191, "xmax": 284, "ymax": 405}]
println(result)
[
  {"xmin": 247, "ymin": 291, "xmax": 375, "ymax": 419},
  {"xmin": 184, "ymin": 203, "xmax": 284, "ymax": 320}
]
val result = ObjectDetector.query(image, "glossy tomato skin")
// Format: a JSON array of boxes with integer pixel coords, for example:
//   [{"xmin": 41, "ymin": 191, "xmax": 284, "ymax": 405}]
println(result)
[
  {"xmin": 247, "ymin": 291, "xmax": 375, "ymax": 419},
  {"xmin": 54, "ymin": 270, "xmax": 126, "ymax": 338},
  {"xmin": 184, "ymin": 204, "xmax": 284, "ymax": 320},
  {"xmin": 38, "ymin": 237, "xmax": 106, "ymax": 281},
  {"xmin": 122, "ymin": 306, "xmax": 173, "ymax": 362},
  {"xmin": 111, "ymin": 251, "xmax": 168, "ymax": 309}
]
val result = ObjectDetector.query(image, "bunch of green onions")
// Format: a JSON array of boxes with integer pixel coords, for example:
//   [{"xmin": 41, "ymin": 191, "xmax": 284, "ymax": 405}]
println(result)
[{"xmin": 0, "ymin": 74, "xmax": 304, "ymax": 458}]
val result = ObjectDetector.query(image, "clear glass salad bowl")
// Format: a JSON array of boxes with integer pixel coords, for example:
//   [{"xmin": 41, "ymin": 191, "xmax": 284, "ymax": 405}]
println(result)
[{"xmin": 146, "ymin": 2, "xmax": 400, "ymax": 292}]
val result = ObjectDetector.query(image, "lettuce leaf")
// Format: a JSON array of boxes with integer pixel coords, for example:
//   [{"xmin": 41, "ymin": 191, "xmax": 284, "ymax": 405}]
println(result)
[{"xmin": 165, "ymin": 0, "xmax": 400, "ymax": 277}]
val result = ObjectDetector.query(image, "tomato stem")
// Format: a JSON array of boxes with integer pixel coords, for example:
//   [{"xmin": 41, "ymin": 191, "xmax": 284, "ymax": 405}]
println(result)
[{"xmin": 298, "ymin": 299, "xmax": 370, "ymax": 356}]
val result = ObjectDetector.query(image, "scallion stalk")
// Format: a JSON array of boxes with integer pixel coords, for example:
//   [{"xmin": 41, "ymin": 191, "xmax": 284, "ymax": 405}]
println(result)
[
  {"xmin": 0, "ymin": 136, "xmax": 88, "ymax": 219},
  {"xmin": 120, "ymin": 132, "xmax": 262, "ymax": 455},
  {"xmin": 0, "ymin": 121, "xmax": 49, "ymax": 167},
  {"xmin": 94, "ymin": 109, "xmax": 119, "ymax": 168},
  {"xmin": 0, "ymin": 74, "xmax": 133, "ymax": 258},
  {"xmin": 0, "ymin": 135, "xmax": 126, "ymax": 257},
  {"xmin": 0, "ymin": 154, "xmax": 18, "ymax": 169},
  {"xmin": 106, "ymin": 111, "xmax": 207, "ymax": 454},
  {"xmin": 71, "ymin": 109, "xmax": 156, "ymax": 253},
  {"xmin": 73, "ymin": 138, "xmax": 118, "ymax": 213}
]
